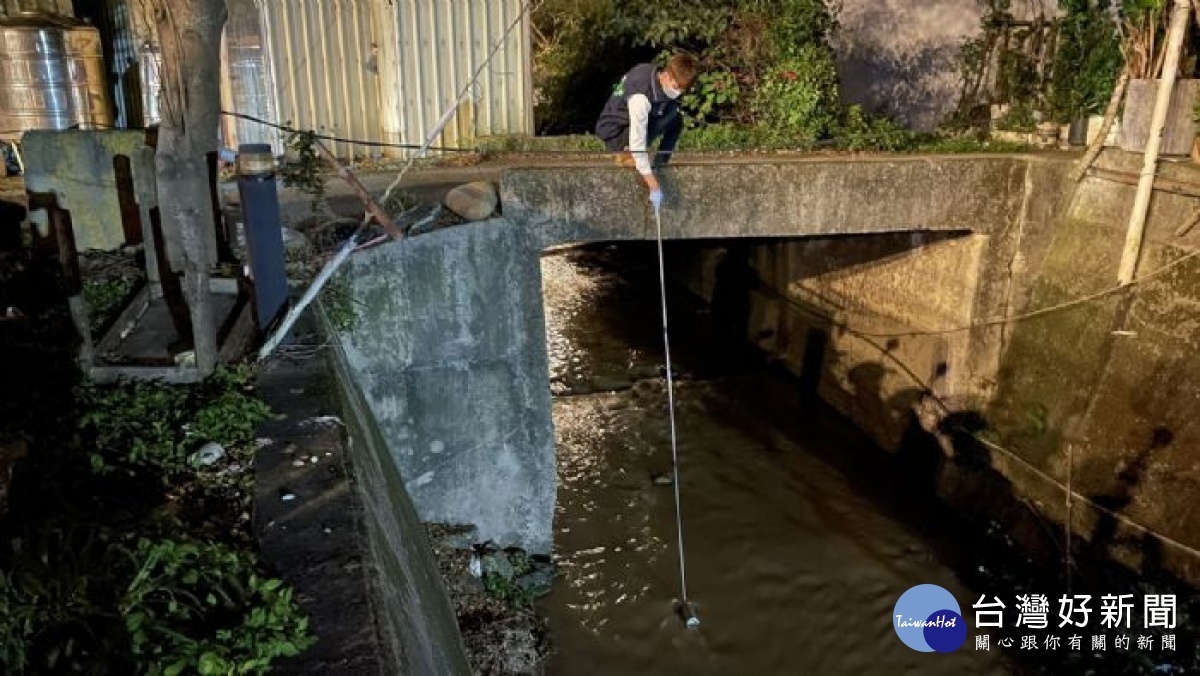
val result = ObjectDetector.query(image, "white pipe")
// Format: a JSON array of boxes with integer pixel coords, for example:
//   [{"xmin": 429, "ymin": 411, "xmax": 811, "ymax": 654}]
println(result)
[
  {"xmin": 1118, "ymin": 0, "xmax": 1191, "ymax": 284},
  {"xmin": 257, "ymin": 235, "xmax": 357, "ymax": 361}
]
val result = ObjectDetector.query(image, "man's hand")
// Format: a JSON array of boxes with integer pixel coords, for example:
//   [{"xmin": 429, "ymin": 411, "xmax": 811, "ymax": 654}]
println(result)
[{"xmin": 645, "ymin": 172, "xmax": 662, "ymax": 210}]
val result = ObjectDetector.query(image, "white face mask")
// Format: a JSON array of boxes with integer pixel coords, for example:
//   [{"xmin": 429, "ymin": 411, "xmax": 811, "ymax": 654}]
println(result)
[{"xmin": 664, "ymin": 85, "xmax": 682, "ymax": 100}]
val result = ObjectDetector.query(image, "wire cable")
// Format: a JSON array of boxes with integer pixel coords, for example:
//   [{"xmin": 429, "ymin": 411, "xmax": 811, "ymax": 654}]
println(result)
[
  {"xmin": 653, "ymin": 204, "xmax": 699, "ymax": 629},
  {"xmin": 849, "ymin": 247, "xmax": 1200, "ymax": 338}
]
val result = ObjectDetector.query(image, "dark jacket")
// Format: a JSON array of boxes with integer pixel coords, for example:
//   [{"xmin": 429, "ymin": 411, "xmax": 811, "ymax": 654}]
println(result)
[{"xmin": 594, "ymin": 63, "xmax": 683, "ymax": 165}]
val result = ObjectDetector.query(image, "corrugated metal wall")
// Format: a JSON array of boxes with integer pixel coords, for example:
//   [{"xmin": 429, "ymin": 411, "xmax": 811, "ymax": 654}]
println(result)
[
  {"xmin": 386, "ymin": 0, "xmax": 533, "ymax": 152},
  {"xmin": 252, "ymin": 0, "xmax": 383, "ymax": 159},
  {"xmin": 82, "ymin": 0, "xmax": 157, "ymax": 128},
  {"xmin": 221, "ymin": 0, "xmax": 278, "ymax": 152},
  {"xmin": 223, "ymin": 0, "xmax": 532, "ymax": 160}
]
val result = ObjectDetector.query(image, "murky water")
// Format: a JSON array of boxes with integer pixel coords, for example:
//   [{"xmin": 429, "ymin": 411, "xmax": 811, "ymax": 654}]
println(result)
[{"xmin": 538, "ymin": 244, "xmax": 1014, "ymax": 675}]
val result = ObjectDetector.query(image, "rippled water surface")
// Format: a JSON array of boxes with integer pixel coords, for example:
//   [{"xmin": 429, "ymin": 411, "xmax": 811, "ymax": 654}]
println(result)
[{"xmin": 537, "ymin": 245, "xmax": 1013, "ymax": 675}]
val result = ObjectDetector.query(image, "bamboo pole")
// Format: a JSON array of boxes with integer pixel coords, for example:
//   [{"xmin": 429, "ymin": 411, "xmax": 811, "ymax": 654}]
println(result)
[
  {"xmin": 1071, "ymin": 69, "xmax": 1129, "ymax": 183},
  {"xmin": 1118, "ymin": 0, "xmax": 1191, "ymax": 285}
]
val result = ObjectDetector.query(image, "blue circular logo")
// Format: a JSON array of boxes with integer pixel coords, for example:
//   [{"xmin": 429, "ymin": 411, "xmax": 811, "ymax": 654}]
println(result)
[{"xmin": 893, "ymin": 584, "xmax": 967, "ymax": 653}]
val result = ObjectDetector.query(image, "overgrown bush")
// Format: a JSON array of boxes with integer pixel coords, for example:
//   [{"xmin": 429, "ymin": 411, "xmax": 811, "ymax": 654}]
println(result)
[
  {"xmin": 533, "ymin": 0, "xmax": 841, "ymax": 135},
  {"xmin": 0, "ymin": 527, "xmax": 312, "ymax": 675},
  {"xmin": 836, "ymin": 105, "xmax": 917, "ymax": 151},
  {"xmin": 1048, "ymin": 0, "xmax": 1122, "ymax": 122},
  {"xmin": 0, "ymin": 366, "xmax": 309, "ymax": 674},
  {"xmin": 81, "ymin": 365, "xmax": 271, "ymax": 481},
  {"xmin": 752, "ymin": 47, "xmax": 841, "ymax": 145}
]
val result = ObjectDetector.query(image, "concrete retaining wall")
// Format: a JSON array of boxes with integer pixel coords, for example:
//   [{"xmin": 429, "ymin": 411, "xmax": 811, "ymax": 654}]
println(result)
[
  {"xmin": 333, "ymin": 219, "xmax": 556, "ymax": 555},
  {"xmin": 325, "ymin": 311, "xmax": 472, "ymax": 675},
  {"xmin": 673, "ymin": 150, "xmax": 1200, "ymax": 584}
]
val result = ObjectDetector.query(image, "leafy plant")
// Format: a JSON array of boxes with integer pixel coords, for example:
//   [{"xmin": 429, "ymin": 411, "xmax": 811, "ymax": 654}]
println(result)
[
  {"xmin": 0, "ymin": 527, "xmax": 312, "ymax": 675},
  {"xmin": 83, "ymin": 278, "xmax": 136, "ymax": 335},
  {"xmin": 320, "ymin": 274, "xmax": 358, "ymax": 333},
  {"xmin": 1121, "ymin": 0, "xmax": 1168, "ymax": 79},
  {"xmin": 80, "ymin": 367, "xmax": 272, "ymax": 481},
  {"xmin": 277, "ymin": 128, "xmax": 326, "ymax": 213},
  {"xmin": 1049, "ymin": 0, "xmax": 1122, "ymax": 122},
  {"xmin": 81, "ymin": 379, "xmax": 191, "ymax": 477},
  {"xmin": 122, "ymin": 538, "xmax": 313, "ymax": 675},
  {"xmin": 837, "ymin": 105, "xmax": 917, "ymax": 151},
  {"xmin": 752, "ymin": 47, "xmax": 841, "ymax": 144},
  {"xmin": 532, "ymin": 0, "xmax": 841, "ymax": 134},
  {"xmin": 768, "ymin": 0, "xmax": 840, "ymax": 55},
  {"xmin": 189, "ymin": 391, "xmax": 271, "ymax": 452},
  {"xmin": 483, "ymin": 573, "xmax": 535, "ymax": 608},
  {"xmin": 680, "ymin": 70, "xmax": 740, "ymax": 127}
]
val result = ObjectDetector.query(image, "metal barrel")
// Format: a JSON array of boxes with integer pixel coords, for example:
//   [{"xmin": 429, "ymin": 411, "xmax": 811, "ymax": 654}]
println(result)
[
  {"xmin": 0, "ymin": 25, "xmax": 76, "ymax": 136},
  {"xmin": 138, "ymin": 42, "xmax": 162, "ymax": 126},
  {"xmin": 1, "ymin": 0, "xmax": 75, "ymax": 21},
  {"xmin": 0, "ymin": 23, "xmax": 112, "ymax": 139},
  {"xmin": 65, "ymin": 26, "xmax": 112, "ymax": 129}
]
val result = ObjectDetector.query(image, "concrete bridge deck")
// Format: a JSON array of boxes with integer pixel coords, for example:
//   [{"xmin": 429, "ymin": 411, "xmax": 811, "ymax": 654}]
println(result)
[
  {"xmin": 499, "ymin": 154, "xmax": 1031, "ymax": 245},
  {"xmin": 325, "ymin": 151, "xmax": 1080, "ymax": 554},
  {"xmin": 291, "ymin": 152, "xmax": 1055, "ymax": 244}
]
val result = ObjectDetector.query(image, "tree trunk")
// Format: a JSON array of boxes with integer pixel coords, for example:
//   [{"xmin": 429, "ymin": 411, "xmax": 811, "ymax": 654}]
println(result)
[{"xmin": 152, "ymin": 0, "xmax": 227, "ymax": 375}]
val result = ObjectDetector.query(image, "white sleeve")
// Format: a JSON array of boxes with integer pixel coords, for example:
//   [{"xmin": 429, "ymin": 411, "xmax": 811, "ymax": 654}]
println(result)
[{"xmin": 627, "ymin": 94, "xmax": 653, "ymax": 176}]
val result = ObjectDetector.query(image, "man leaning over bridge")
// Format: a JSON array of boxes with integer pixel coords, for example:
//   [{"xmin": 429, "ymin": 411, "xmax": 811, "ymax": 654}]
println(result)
[{"xmin": 594, "ymin": 53, "xmax": 699, "ymax": 211}]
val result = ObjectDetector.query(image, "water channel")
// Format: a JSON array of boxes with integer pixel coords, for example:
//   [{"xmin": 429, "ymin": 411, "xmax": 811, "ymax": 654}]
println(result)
[{"xmin": 536, "ymin": 242, "xmax": 1016, "ymax": 674}]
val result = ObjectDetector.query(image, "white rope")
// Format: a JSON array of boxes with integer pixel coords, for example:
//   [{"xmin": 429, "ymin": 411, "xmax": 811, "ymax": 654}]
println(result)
[{"xmin": 653, "ymin": 205, "xmax": 699, "ymax": 629}]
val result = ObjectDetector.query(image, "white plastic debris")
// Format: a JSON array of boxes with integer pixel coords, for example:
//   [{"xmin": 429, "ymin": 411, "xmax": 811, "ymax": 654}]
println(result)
[
  {"xmin": 281, "ymin": 492, "xmax": 297, "ymax": 502},
  {"xmin": 190, "ymin": 442, "xmax": 226, "ymax": 466},
  {"xmin": 302, "ymin": 415, "xmax": 344, "ymax": 428},
  {"xmin": 469, "ymin": 554, "xmax": 483, "ymax": 578}
]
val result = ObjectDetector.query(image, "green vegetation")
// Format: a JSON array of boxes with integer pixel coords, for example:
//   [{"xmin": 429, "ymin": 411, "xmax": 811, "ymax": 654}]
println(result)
[
  {"xmin": 1048, "ymin": 0, "xmax": 1123, "ymax": 123},
  {"xmin": 531, "ymin": 0, "xmax": 1136, "ymax": 150},
  {"xmin": 82, "ymin": 277, "xmax": 136, "ymax": 336},
  {"xmin": 320, "ymin": 274, "xmax": 358, "ymax": 333},
  {"xmin": 277, "ymin": 128, "xmax": 327, "ymax": 213},
  {"xmin": 0, "ymin": 365, "xmax": 313, "ymax": 674},
  {"xmin": 534, "ymin": 0, "xmax": 845, "ymax": 138}
]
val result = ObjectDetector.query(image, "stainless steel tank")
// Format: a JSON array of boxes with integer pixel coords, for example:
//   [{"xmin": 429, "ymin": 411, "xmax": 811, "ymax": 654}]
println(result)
[
  {"xmin": 65, "ymin": 26, "xmax": 113, "ymax": 128},
  {"xmin": 1, "ymin": 0, "xmax": 75, "ymax": 21},
  {"xmin": 0, "ymin": 25, "xmax": 76, "ymax": 137},
  {"xmin": 0, "ymin": 22, "xmax": 112, "ymax": 139},
  {"xmin": 139, "ymin": 42, "xmax": 162, "ymax": 126}
]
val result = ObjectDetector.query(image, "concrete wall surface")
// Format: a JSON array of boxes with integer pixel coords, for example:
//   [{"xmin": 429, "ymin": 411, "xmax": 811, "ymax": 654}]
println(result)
[
  {"xmin": 833, "ymin": 0, "xmax": 982, "ymax": 130},
  {"xmin": 335, "ymin": 219, "xmax": 556, "ymax": 555},
  {"xmin": 325, "ymin": 322, "xmax": 472, "ymax": 674},
  {"xmin": 501, "ymin": 156, "xmax": 1027, "ymax": 247},
  {"xmin": 671, "ymin": 150, "xmax": 1200, "ymax": 584},
  {"xmin": 21, "ymin": 130, "xmax": 157, "ymax": 253}
]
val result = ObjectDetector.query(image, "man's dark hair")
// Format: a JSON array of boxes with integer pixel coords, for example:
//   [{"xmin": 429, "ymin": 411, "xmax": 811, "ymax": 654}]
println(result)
[{"xmin": 665, "ymin": 53, "xmax": 699, "ymax": 89}]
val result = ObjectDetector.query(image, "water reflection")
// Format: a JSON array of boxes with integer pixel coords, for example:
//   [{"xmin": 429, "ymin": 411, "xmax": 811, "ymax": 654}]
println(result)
[{"xmin": 538, "ymin": 244, "xmax": 1012, "ymax": 675}]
